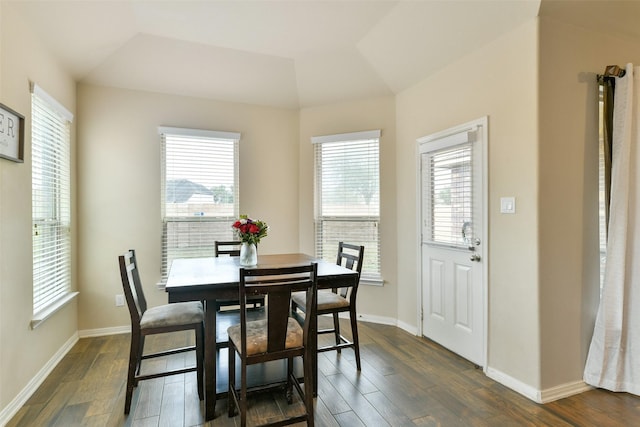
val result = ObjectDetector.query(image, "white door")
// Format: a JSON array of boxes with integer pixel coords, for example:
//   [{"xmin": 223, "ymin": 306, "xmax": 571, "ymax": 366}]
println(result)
[{"xmin": 418, "ymin": 118, "xmax": 486, "ymax": 367}]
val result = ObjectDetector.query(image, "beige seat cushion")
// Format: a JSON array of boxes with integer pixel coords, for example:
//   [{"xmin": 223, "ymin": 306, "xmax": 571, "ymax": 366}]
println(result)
[
  {"xmin": 140, "ymin": 301, "xmax": 204, "ymax": 329},
  {"xmin": 292, "ymin": 290, "xmax": 349, "ymax": 311},
  {"xmin": 228, "ymin": 318, "xmax": 303, "ymax": 356}
]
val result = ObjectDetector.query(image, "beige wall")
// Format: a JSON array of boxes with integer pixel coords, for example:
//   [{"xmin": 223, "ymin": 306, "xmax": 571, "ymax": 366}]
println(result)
[
  {"xmin": 77, "ymin": 85, "xmax": 399, "ymax": 336},
  {"xmin": 396, "ymin": 20, "xmax": 541, "ymax": 388},
  {"xmin": 0, "ymin": 2, "xmax": 77, "ymax": 414},
  {"xmin": 298, "ymin": 96, "xmax": 397, "ymax": 322},
  {"xmin": 76, "ymin": 84, "xmax": 300, "ymax": 331},
  {"xmin": 538, "ymin": 16, "xmax": 640, "ymax": 390}
]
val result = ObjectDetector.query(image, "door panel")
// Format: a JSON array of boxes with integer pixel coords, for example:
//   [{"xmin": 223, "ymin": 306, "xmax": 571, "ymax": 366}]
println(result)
[
  {"xmin": 454, "ymin": 262, "xmax": 472, "ymax": 331},
  {"xmin": 429, "ymin": 258, "xmax": 445, "ymax": 319}
]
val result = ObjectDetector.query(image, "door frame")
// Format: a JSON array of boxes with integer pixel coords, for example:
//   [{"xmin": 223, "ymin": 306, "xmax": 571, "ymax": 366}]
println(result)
[{"xmin": 415, "ymin": 116, "xmax": 489, "ymax": 369}]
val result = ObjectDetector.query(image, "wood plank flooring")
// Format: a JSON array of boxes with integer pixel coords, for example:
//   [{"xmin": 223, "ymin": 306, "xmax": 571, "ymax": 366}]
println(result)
[{"xmin": 7, "ymin": 319, "xmax": 640, "ymax": 426}]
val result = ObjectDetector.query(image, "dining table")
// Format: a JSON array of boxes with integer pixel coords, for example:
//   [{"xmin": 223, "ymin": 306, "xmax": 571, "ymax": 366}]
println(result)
[{"xmin": 165, "ymin": 252, "xmax": 359, "ymax": 421}]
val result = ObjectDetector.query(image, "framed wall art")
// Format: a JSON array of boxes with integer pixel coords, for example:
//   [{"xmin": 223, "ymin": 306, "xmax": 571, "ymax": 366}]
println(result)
[{"xmin": 0, "ymin": 103, "xmax": 25, "ymax": 163}]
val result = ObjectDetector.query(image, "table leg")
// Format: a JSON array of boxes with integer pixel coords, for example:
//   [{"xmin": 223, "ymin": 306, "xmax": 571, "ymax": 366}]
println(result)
[{"xmin": 204, "ymin": 300, "xmax": 217, "ymax": 420}]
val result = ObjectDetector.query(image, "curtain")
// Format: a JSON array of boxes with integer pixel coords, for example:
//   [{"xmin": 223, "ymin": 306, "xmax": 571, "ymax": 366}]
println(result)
[{"xmin": 584, "ymin": 63, "xmax": 640, "ymax": 394}]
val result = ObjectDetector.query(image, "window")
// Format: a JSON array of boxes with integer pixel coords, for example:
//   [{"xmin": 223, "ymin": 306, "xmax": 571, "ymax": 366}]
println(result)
[
  {"xmin": 31, "ymin": 84, "xmax": 74, "ymax": 320},
  {"xmin": 160, "ymin": 127, "xmax": 239, "ymax": 283},
  {"xmin": 425, "ymin": 143, "xmax": 473, "ymax": 247},
  {"xmin": 313, "ymin": 130, "xmax": 381, "ymax": 283}
]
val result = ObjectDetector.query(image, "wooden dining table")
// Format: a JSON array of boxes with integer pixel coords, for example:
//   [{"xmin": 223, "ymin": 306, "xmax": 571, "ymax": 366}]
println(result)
[{"xmin": 165, "ymin": 252, "xmax": 359, "ymax": 421}]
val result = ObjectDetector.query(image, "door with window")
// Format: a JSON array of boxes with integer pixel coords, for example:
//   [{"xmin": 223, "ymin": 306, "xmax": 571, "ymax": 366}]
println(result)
[{"xmin": 418, "ymin": 118, "xmax": 486, "ymax": 366}]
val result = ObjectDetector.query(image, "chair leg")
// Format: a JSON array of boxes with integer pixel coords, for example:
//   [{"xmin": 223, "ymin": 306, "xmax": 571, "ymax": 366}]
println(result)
[
  {"xmin": 125, "ymin": 331, "xmax": 141, "ymax": 414},
  {"xmin": 286, "ymin": 356, "xmax": 294, "ymax": 404},
  {"xmin": 303, "ymin": 353, "xmax": 315, "ymax": 427},
  {"xmin": 349, "ymin": 309, "xmax": 361, "ymax": 371},
  {"xmin": 332, "ymin": 312, "xmax": 341, "ymax": 354},
  {"xmin": 240, "ymin": 360, "xmax": 248, "ymax": 427},
  {"xmin": 136, "ymin": 335, "xmax": 145, "ymax": 377},
  {"xmin": 228, "ymin": 341, "xmax": 237, "ymax": 417},
  {"xmin": 195, "ymin": 323, "xmax": 204, "ymax": 400}
]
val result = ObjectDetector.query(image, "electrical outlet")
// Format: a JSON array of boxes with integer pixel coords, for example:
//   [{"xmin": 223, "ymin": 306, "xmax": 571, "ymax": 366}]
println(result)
[{"xmin": 115, "ymin": 294, "xmax": 125, "ymax": 307}]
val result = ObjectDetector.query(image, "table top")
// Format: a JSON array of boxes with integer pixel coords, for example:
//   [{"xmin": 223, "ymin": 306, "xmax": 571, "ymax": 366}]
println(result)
[{"xmin": 166, "ymin": 253, "xmax": 357, "ymax": 293}]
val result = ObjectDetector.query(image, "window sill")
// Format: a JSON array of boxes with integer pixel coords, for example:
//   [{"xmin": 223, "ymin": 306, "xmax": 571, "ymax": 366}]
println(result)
[
  {"xmin": 360, "ymin": 277, "xmax": 384, "ymax": 287},
  {"xmin": 31, "ymin": 292, "xmax": 79, "ymax": 329}
]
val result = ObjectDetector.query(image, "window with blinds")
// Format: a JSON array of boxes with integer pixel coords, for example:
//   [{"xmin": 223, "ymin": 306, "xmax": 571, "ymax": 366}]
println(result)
[
  {"xmin": 160, "ymin": 127, "xmax": 239, "ymax": 283},
  {"xmin": 31, "ymin": 84, "xmax": 73, "ymax": 315},
  {"xmin": 424, "ymin": 144, "xmax": 473, "ymax": 247},
  {"xmin": 313, "ymin": 130, "xmax": 381, "ymax": 283}
]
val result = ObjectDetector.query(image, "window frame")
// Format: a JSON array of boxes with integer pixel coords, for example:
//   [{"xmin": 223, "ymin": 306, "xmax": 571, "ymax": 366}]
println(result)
[
  {"xmin": 31, "ymin": 83, "xmax": 76, "ymax": 328},
  {"xmin": 312, "ymin": 130, "xmax": 382, "ymax": 285},
  {"xmin": 159, "ymin": 127, "xmax": 240, "ymax": 286}
]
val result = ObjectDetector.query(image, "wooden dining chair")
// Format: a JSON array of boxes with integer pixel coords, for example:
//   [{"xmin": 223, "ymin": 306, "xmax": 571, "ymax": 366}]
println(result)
[
  {"xmin": 227, "ymin": 263, "xmax": 317, "ymax": 427},
  {"xmin": 118, "ymin": 249, "xmax": 204, "ymax": 414},
  {"xmin": 214, "ymin": 240, "xmax": 265, "ymax": 311},
  {"xmin": 291, "ymin": 242, "xmax": 365, "ymax": 370}
]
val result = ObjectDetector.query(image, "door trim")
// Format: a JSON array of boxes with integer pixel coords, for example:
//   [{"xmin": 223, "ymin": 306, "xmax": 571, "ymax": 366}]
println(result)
[{"xmin": 415, "ymin": 116, "xmax": 489, "ymax": 369}]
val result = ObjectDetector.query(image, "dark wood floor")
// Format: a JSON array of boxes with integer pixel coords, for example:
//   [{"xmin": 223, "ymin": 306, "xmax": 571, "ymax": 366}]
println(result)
[{"xmin": 7, "ymin": 319, "xmax": 640, "ymax": 426}]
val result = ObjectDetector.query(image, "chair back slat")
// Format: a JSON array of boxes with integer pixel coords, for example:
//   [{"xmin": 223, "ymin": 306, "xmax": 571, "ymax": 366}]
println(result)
[
  {"xmin": 336, "ymin": 242, "xmax": 365, "ymax": 299},
  {"xmin": 239, "ymin": 263, "xmax": 317, "ymax": 355},
  {"xmin": 119, "ymin": 250, "xmax": 147, "ymax": 326},
  {"xmin": 266, "ymin": 290, "xmax": 292, "ymax": 352},
  {"xmin": 215, "ymin": 240, "xmax": 241, "ymax": 257}
]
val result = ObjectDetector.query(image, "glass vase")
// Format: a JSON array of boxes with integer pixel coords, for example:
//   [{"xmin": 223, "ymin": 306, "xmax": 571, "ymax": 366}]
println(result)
[{"xmin": 239, "ymin": 242, "xmax": 257, "ymax": 266}]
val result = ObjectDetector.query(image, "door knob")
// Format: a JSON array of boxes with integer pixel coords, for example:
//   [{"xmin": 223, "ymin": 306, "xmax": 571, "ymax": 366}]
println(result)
[{"xmin": 470, "ymin": 253, "xmax": 481, "ymax": 262}]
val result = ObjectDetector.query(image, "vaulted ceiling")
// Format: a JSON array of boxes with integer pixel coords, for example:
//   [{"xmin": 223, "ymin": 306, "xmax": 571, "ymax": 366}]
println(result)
[{"xmin": 9, "ymin": 1, "xmax": 640, "ymax": 109}]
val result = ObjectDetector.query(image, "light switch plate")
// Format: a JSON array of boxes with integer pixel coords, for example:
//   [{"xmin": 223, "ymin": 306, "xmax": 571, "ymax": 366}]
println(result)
[
  {"xmin": 115, "ymin": 294, "xmax": 125, "ymax": 307},
  {"xmin": 500, "ymin": 197, "xmax": 516, "ymax": 214}
]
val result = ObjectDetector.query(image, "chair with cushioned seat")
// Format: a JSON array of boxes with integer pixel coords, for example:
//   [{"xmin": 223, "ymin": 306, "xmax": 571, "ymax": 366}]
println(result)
[
  {"xmin": 291, "ymin": 242, "xmax": 364, "ymax": 370},
  {"xmin": 227, "ymin": 263, "xmax": 317, "ymax": 427},
  {"xmin": 118, "ymin": 249, "xmax": 204, "ymax": 414}
]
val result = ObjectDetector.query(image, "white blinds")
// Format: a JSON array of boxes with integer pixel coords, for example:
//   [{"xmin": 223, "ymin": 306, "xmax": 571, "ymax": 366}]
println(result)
[
  {"xmin": 313, "ymin": 130, "xmax": 381, "ymax": 281},
  {"xmin": 31, "ymin": 85, "xmax": 73, "ymax": 314},
  {"xmin": 424, "ymin": 143, "xmax": 473, "ymax": 247},
  {"xmin": 160, "ymin": 127, "xmax": 239, "ymax": 281}
]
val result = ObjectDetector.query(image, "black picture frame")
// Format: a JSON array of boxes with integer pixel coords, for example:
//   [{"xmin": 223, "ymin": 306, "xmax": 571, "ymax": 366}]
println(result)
[{"xmin": 0, "ymin": 103, "xmax": 25, "ymax": 163}]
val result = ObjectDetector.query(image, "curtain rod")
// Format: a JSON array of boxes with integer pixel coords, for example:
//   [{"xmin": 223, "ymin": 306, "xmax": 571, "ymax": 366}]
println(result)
[{"xmin": 598, "ymin": 65, "xmax": 626, "ymax": 80}]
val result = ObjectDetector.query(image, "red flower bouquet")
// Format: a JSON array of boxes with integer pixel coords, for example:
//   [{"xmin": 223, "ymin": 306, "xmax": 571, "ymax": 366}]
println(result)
[{"xmin": 232, "ymin": 215, "xmax": 269, "ymax": 245}]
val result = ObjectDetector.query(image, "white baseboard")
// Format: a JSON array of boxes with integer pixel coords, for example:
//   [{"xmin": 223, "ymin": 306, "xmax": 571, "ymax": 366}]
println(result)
[
  {"xmin": 395, "ymin": 319, "xmax": 418, "ymax": 336},
  {"xmin": 0, "ymin": 333, "xmax": 79, "ymax": 427},
  {"xmin": 539, "ymin": 380, "xmax": 593, "ymax": 403},
  {"xmin": 357, "ymin": 313, "xmax": 398, "ymax": 327},
  {"xmin": 486, "ymin": 367, "xmax": 542, "ymax": 402},
  {"xmin": 78, "ymin": 325, "xmax": 130, "ymax": 338},
  {"xmin": 486, "ymin": 366, "xmax": 592, "ymax": 403}
]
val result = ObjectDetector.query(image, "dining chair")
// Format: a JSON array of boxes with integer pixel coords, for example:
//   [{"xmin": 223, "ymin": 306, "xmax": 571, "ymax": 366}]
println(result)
[
  {"xmin": 214, "ymin": 240, "xmax": 265, "ymax": 311},
  {"xmin": 227, "ymin": 263, "xmax": 317, "ymax": 427},
  {"xmin": 291, "ymin": 242, "xmax": 365, "ymax": 370},
  {"xmin": 118, "ymin": 249, "xmax": 204, "ymax": 414}
]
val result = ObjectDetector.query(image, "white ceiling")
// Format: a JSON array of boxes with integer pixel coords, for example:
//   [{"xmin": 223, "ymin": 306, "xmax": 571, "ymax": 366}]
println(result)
[{"xmin": 10, "ymin": 0, "xmax": 638, "ymax": 109}]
